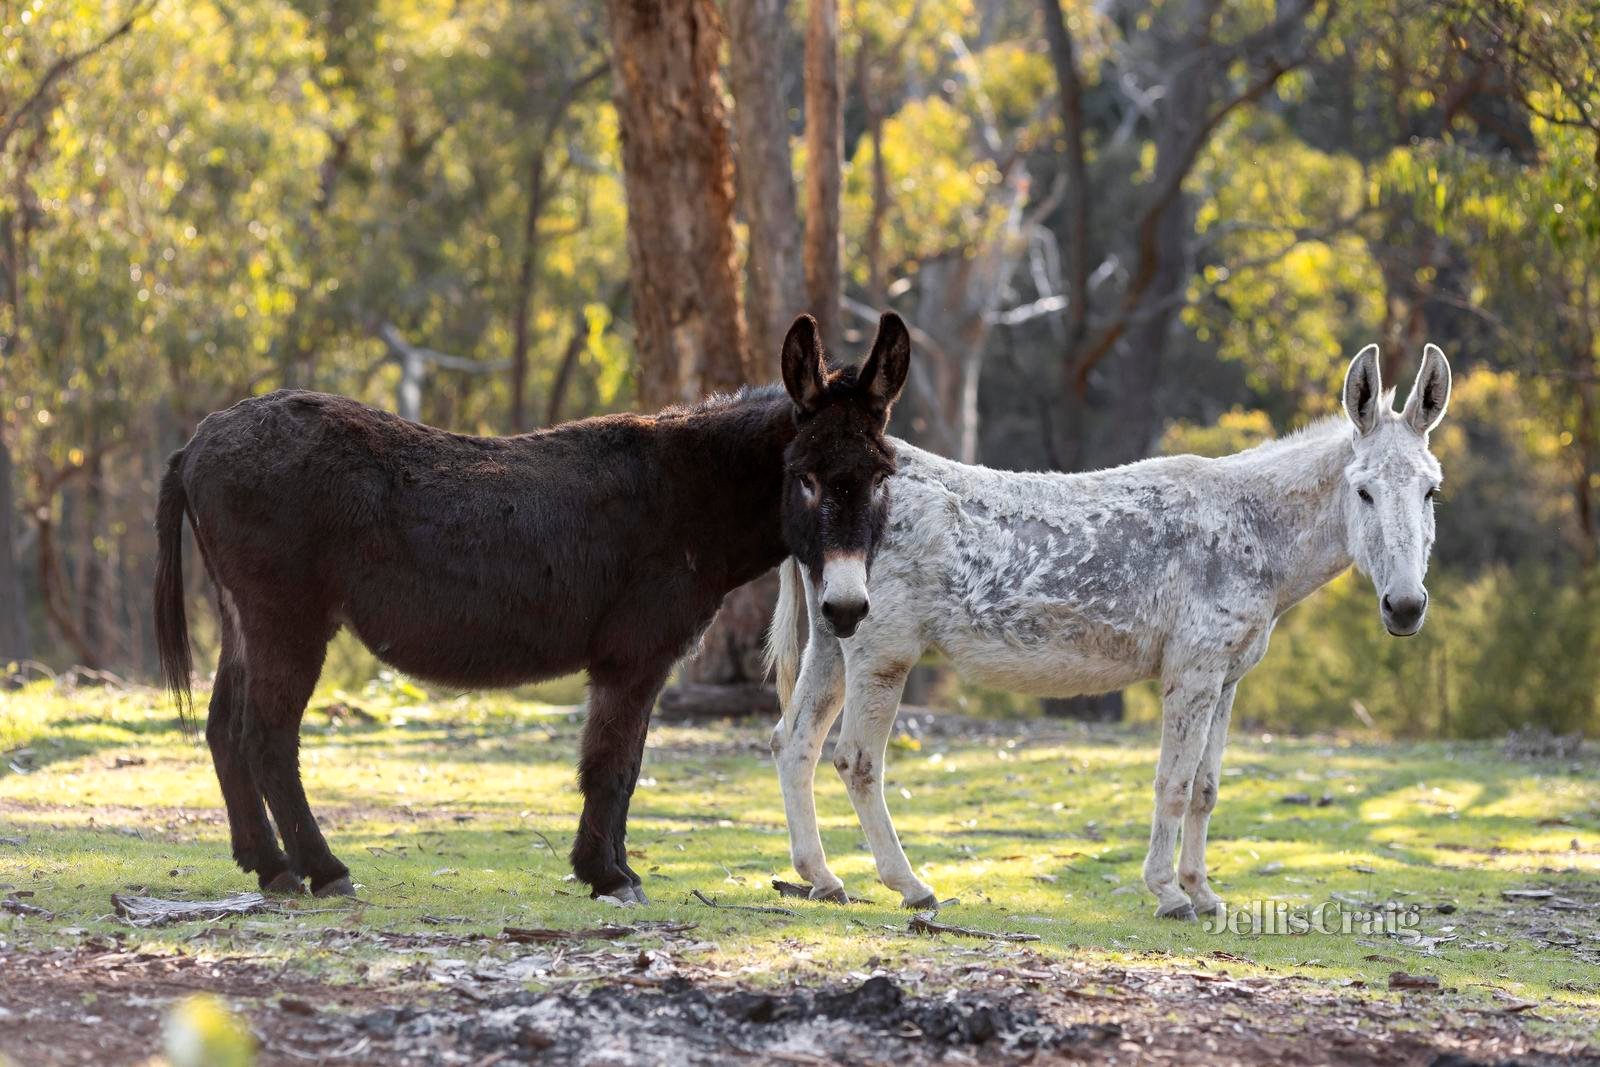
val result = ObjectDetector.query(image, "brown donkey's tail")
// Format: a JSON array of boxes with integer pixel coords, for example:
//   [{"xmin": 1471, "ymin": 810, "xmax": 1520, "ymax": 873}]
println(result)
[{"xmin": 154, "ymin": 449, "xmax": 193, "ymax": 725}]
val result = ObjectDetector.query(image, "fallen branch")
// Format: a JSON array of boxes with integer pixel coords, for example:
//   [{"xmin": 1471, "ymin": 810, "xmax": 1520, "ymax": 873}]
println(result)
[
  {"xmin": 690, "ymin": 889, "xmax": 797, "ymax": 917},
  {"xmin": 111, "ymin": 891, "xmax": 275, "ymax": 927},
  {"xmin": 2, "ymin": 897, "xmax": 52, "ymax": 918},
  {"xmin": 655, "ymin": 683, "xmax": 780, "ymax": 722},
  {"xmin": 502, "ymin": 921, "xmax": 697, "ymax": 943},
  {"xmin": 907, "ymin": 912, "xmax": 1040, "ymax": 942},
  {"xmin": 771, "ymin": 878, "xmax": 876, "ymax": 905}
]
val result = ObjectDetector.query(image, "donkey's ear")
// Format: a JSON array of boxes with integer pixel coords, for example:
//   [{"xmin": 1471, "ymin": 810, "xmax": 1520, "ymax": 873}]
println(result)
[
  {"xmin": 857, "ymin": 311, "xmax": 911, "ymax": 417},
  {"xmin": 1402, "ymin": 343, "xmax": 1451, "ymax": 435},
  {"xmin": 780, "ymin": 314, "xmax": 827, "ymax": 414},
  {"xmin": 1342, "ymin": 343, "xmax": 1384, "ymax": 436}
]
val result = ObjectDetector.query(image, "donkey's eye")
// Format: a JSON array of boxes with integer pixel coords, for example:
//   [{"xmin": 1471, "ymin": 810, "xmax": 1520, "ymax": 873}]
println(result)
[
  {"xmin": 1357, "ymin": 488, "xmax": 1373, "ymax": 505},
  {"xmin": 1425, "ymin": 487, "xmax": 1439, "ymax": 501},
  {"xmin": 798, "ymin": 473, "xmax": 820, "ymax": 503}
]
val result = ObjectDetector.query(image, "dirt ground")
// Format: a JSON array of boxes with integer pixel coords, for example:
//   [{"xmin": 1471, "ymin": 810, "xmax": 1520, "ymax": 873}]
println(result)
[{"xmin": 3, "ymin": 935, "xmax": 1596, "ymax": 1066}]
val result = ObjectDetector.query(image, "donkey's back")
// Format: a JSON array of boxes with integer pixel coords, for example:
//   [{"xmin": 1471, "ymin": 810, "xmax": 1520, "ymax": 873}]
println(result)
[
  {"xmin": 179, "ymin": 390, "xmax": 660, "ymax": 688},
  {"xmin": 875, "ymin": 442, "xmax": 1276, "ymax": 697}
]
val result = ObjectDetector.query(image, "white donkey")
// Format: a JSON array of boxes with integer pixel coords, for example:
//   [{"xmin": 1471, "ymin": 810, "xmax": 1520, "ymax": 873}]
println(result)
[{"xmin": 767, "ymin": 344, "xmax": 1451, "ymax": 919}]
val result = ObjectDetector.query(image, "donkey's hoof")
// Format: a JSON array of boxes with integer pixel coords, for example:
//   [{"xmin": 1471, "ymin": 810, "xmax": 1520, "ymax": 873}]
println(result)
[
  {"xmin": 262, "ymin": 870, "xmax": 305, "ymax": 895},
  {"xmin": 312, "ymin": 875, "xmax": 356, "ymax": 899},
  {"xmin": 810, "ymin": 885, "xmax": 850, "ymax": 904},
  {"xmin": 598, "ymin": 883, "xmax": 646, "ymax": 905},
  {"xmin": 903, "ymin": 892, "xmax": 941, "ymax": 912},
  {"xmin": 1156, "ymin": 902, "xmax": 1199, "ymax": 921}
]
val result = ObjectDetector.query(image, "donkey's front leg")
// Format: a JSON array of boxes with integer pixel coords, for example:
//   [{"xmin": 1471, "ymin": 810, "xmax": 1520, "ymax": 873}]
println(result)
[
  {"xmin": 833, "ymin": 656, "xmax": 936, "ymax": 909},
  {"xmin": 773, "ymin": 626, "xmax": 849, "ymax": 901},
  {"xmin": 1179, "ymin": 682, "xmax": 1238, "ymax": 916},
  {"xmin": 1143, "ymin": 664, "xmax": 1226, "ymax": 920},
  {"xmin": 571, "ymin": 666, "xmax": 669, "ymax": 903}
]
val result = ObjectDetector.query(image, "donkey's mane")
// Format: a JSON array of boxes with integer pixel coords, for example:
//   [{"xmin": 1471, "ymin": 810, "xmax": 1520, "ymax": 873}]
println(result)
[
  {"xmin": 655, "ymin": 357, "xmax": 868, "ymax": 422},
  {"xmin": 655, "ymin": 382, "xmax": 788, "ymax": 420},
  {"xmin": 1218, "ymin": 407, "xmax": 1365, "ymax": 495}
]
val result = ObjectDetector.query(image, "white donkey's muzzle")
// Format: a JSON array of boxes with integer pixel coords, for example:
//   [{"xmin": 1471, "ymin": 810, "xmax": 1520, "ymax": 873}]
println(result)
[{"xmin": 1381, "ymin": 588, "xmax": 1428, "ymax": 636}]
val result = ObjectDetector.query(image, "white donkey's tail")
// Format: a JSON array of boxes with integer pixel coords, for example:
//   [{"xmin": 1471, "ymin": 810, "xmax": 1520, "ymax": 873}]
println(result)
[{"xmin": 765, "ymin": 557, "xmax": 805, "ymax": 707}]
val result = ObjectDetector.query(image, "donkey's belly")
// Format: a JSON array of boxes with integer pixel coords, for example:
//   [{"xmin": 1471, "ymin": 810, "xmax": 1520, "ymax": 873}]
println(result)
[
  {"xmin": 932, "ymin": 612, "xmax": 1157, "ymax": 699},
  {"xmin": 338, "ymin": 572, "xmax": 592, "ymax": 689}
]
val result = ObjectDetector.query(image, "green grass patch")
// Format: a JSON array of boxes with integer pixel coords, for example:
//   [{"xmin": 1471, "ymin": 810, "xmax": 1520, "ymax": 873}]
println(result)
[{"xmin": 2, "ymin": 683, "xmax": 1597, "ymax": 1032}]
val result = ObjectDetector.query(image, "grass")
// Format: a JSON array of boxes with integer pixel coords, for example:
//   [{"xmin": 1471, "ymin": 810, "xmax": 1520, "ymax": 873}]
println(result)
[{"xmin": 2, "ymin": 681, "xmax": 1598, "ymax": 1035}]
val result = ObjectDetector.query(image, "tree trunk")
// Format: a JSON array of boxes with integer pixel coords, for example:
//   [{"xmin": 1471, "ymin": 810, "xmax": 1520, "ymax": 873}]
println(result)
[
  {"xmin": 1040, "ymin": 0, "xmax": 1089, "ymax": 352},
  {"xmin": 606, "ymin": 0, "xmax": 750, "ymax": 409},
  {"xmin": 1043, "ymin": 693, "xmax": 1124, "ymax": 721},
  {"xmin": 508, "ymin": 61, "xmax": 604, "ymax": 431},
  {"xmin": 1573, "ymin": 343, "xmax": 1599, "ymax": 571},
  {"xmin": 0, "ymin": 439, "xmax": 28, "ymax": 665},
  {"xmin": 544, "ymin": 311, "xmax": 588, "ymax": 427},
  {"xmin": 608, "ymin": 0, "xmax": 772, "ymax": 694},
  {"xmin": 728, "ymin": 0, "xmax": 804, "ymax": 379},
  {"xmin": 862, "ymin": 44, "xmax": 890, "ymax": 310},
  {"xmin": 677, "ymin": 568, "xmax": 780, "ymax": 687},
  {"xmin": 1041, "ymin": 0, "xmax": 1249, "ymax": 720},
  {"xmin": 803, "ymin": 0, "xmax": 843, "ymax": 354},
  {"xmin": 509, "ymin": 152, "xmax": 549, "ymax": 433},
  {"xmin": 80, "ymin": 422, "xmax": 105, "ymax": 667},
  {"xmin": 656, "ymin": 681, "xmax": 781, "ymax": 722}
]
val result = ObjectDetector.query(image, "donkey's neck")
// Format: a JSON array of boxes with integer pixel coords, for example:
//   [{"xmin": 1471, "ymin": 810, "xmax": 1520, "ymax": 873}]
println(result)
[
  {"xmin": 1226, "ymin": 417, "xmax": 1355, "ymax": 614},
  {"xmin": 662, "ymin": 386, "xmax": 795, "ymax": 589}
]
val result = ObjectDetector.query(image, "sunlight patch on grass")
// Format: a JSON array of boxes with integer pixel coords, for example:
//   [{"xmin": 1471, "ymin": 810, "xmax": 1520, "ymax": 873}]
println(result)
[{"xmin": 3, "ymin": 685, "xmax": 1598, "ymax": 1034}]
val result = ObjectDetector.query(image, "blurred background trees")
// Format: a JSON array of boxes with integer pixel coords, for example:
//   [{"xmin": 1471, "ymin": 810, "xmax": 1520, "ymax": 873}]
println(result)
[{"xmin": 1, "ymin": 0, "xmax": 1595, "ymax": 737}]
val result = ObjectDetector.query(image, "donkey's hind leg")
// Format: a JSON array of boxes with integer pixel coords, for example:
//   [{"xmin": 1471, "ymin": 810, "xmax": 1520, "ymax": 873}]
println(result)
[
  {"xmin": 1143, "ymin": 663, "xmax": 1226, "ymax": 920},
  {"xmin": 242, "ymin": 626, "xmax": 351, "ymax": 897},
  {"xmin": 571, "ymin": 665, "xmax": 670, "ymax": 903},
  {"xmin": 772, "ymin": 619, "xmax": 847, "ymax": 901},
  {"xmin": 832, "ymin": 653, "xmax": 935, "ymax": 909},
  {"xmin": 206, "ymin": 648, "xmax": 297, "ymax": 893},
  {"xmin": 1179, "ymin": 682, "xmax": 1237, "ymax": 916}
]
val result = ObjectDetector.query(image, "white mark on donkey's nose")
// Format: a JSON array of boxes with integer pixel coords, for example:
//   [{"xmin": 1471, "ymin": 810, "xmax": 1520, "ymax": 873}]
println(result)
[{"xmin": 820, "ymin": 552, "xmax": 870, "ymax": 637}]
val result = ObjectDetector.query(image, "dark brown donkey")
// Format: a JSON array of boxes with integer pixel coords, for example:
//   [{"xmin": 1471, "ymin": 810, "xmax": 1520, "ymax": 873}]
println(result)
[{"xmin": 154, "ymin": 314, "xmax": 910, "ymax": 901}]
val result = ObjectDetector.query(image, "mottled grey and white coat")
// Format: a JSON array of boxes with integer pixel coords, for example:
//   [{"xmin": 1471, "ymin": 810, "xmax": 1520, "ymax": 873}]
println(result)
[{"xmin": 767, "ymin": 344, "xmax": 1452, "ymax": 918}]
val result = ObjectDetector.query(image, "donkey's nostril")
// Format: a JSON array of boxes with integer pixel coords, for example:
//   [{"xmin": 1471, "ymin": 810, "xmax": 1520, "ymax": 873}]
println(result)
[
  {"xmin": 1383, "ymin": 592, "xmax": 1426, "ymax": 633},
  {"xmin": 821, "ymin": 597, "xmax": 869, "ymax": 637}
]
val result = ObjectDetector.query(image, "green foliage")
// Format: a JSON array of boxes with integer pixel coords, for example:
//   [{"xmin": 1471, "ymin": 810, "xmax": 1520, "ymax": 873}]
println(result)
[
  {"xmin": 1160, "ymin": 407, "xmax": 1276, "ymax": 458},
  {"xmin": 1224, "ymin": 567, "xmax": 1600, "ymax": 739},
  {"xmin": 1, "ymin": 0, "xmax": 1595, "ymax": 740},
  {"xmin": 1187, "ymin": 112, "xmax": 1384, "ymax": 414}
]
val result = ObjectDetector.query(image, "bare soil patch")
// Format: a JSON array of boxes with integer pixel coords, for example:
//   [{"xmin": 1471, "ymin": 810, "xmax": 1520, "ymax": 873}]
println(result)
[{"xmin": 3, "ymin": 945, "xmax": 1595, "ymax": 1066}]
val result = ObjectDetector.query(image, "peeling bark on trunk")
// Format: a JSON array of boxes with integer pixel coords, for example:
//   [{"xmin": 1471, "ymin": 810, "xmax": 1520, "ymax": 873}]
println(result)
[
  {"xmin": 606, "ymin": 0, "xmax": 750, "ymax": 410},
  {"xmin": 729, "ymin": 0, "xmax": 804, "ymax": 378}
]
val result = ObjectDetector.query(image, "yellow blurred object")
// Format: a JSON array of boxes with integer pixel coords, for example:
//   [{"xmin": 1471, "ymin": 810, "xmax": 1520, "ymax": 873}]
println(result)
[{"xmin": 162, "ymin": 994, "xmax": 255, "ymax": 1067}]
